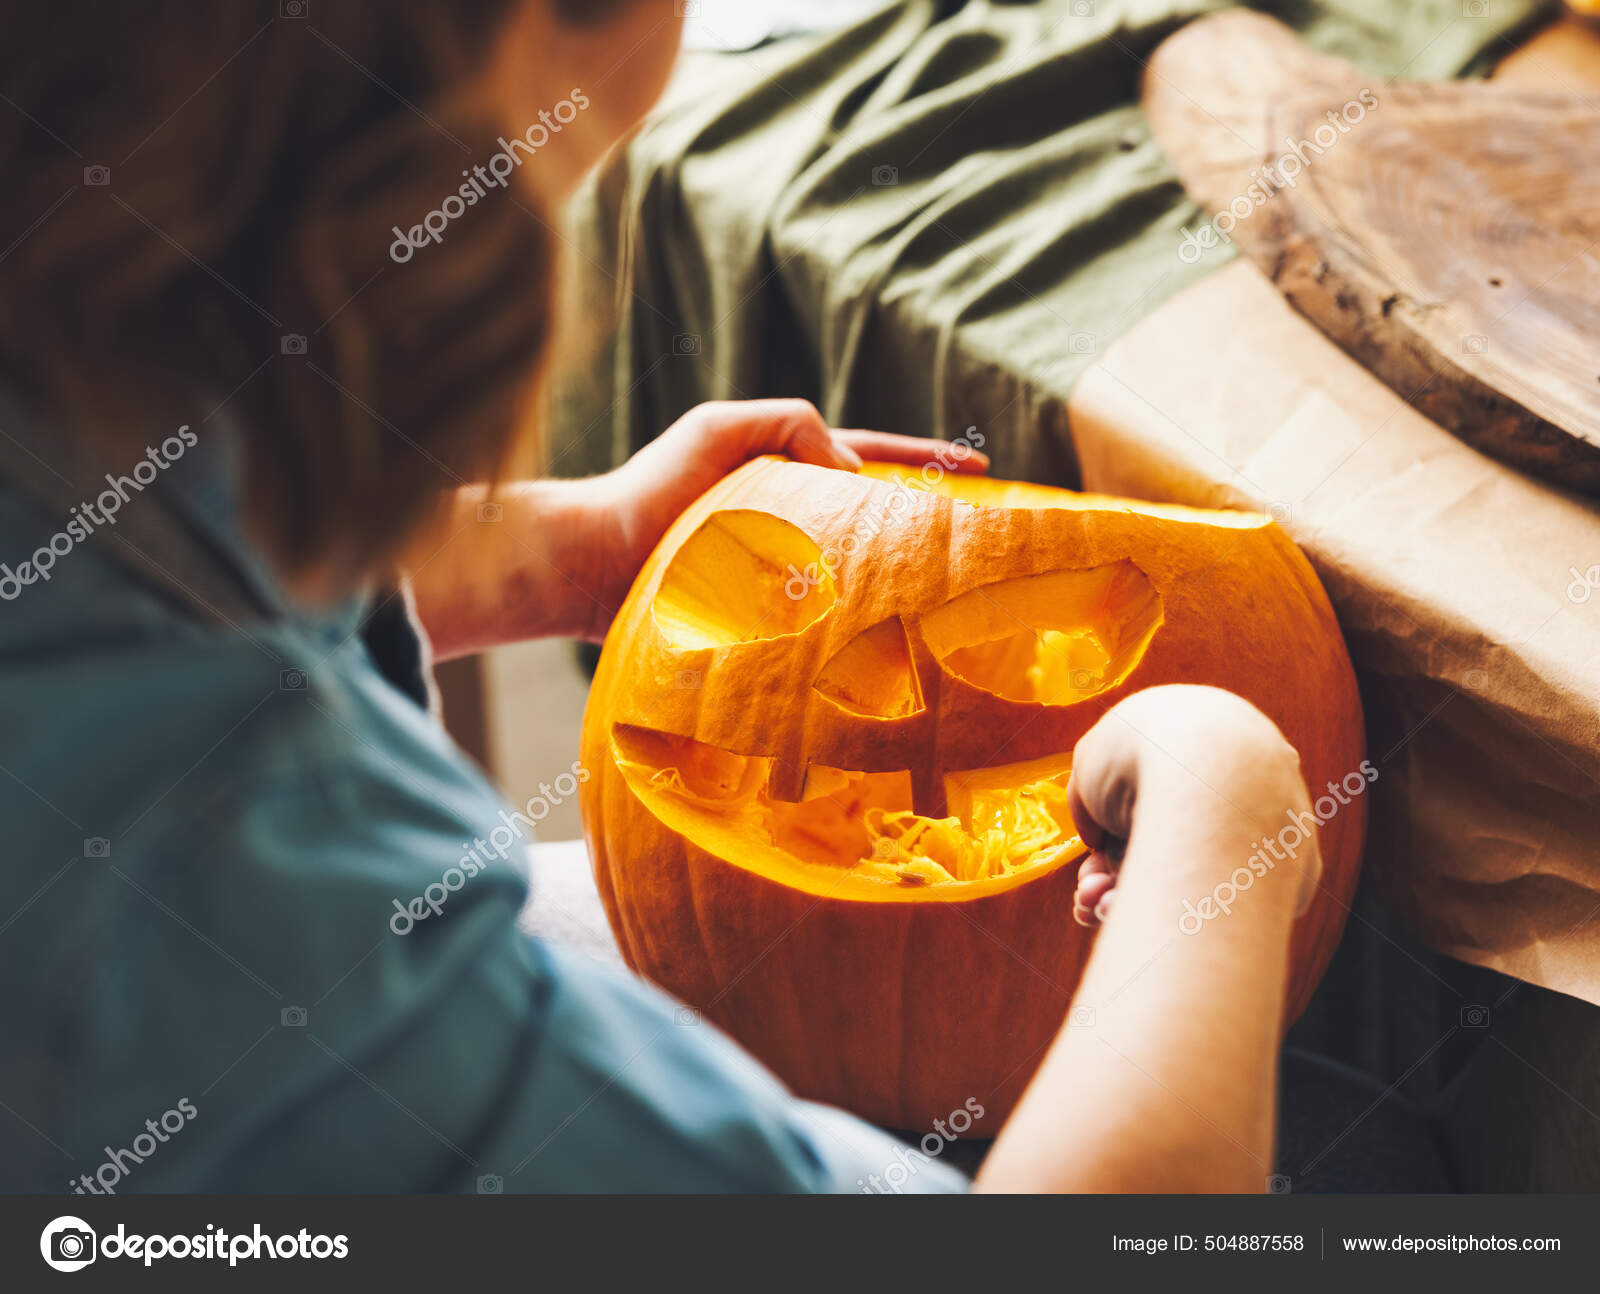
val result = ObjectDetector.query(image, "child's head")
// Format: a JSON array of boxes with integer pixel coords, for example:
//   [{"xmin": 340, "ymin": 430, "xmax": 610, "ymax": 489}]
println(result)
[{"xmin": 0, "ymin": 1, "xmax": 680, "ymax": 591}]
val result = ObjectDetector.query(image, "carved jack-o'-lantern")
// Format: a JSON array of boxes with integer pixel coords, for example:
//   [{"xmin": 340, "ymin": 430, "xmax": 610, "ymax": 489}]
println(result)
[{"xmin": 580, "ymin": 458, "xmax": 1365, "ymax": 1132}]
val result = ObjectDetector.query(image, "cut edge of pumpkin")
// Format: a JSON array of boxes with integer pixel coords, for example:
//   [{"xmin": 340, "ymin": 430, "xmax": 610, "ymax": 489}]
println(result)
[
  {"xmin": 858, "ymin": 462, "xmax": 1273, "ymax": 528},
  {"xmin": 651, "ymin": 509, "xmax": 837, "ymax": 650},
  {"xmin": 922, "ymin": 560, "xmax": 1165, "ymax": 706},
  {"xmin": 610, "ymin": 724, "xmax": 1087, "ymax": 903}
]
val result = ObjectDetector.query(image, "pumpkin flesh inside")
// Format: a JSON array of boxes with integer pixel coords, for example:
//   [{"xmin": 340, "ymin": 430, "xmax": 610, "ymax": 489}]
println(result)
[{"xmin": 613, "ymin": 724, "xmax": 1084, "ymax": 898}]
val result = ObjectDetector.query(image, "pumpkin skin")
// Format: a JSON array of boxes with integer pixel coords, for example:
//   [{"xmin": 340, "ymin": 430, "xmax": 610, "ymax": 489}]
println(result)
[{"xmin": 580, "ymin": 457, "xmax": 1365, "ymax": 1133}]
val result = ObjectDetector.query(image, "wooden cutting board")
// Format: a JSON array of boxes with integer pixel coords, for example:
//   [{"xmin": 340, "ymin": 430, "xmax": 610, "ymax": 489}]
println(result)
[{"xmin": 1143, "ymin": 11, "xmax": 1600, "ymax": 494}]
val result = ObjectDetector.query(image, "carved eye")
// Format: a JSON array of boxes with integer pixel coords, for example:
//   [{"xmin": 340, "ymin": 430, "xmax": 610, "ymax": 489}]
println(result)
[
  {"xmin": 920, "ymin": 562, "xmax": 1163, "ymax": 705},
  {"xmin": 652, "ymin": 510, "xmax": 835, "ymax": 649},
  {"xmin": 813, "ymin": 617, "xmax": 924, "ymax": 718}
]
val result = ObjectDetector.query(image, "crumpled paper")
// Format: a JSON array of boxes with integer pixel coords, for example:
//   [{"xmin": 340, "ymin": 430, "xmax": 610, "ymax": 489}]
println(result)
[{"xmin": 1069, "ymin": 259, "xmax": 1600, "ymax": 1005}]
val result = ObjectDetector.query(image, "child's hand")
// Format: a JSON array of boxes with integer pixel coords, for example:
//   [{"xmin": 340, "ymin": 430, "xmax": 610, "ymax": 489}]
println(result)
[
  {"xmin": 408, "ymin": 401, "xmax": 984, "ymax": 656},
  {"xmin": 983, "ymin": 685, "xmax": 1327, "ymax": 1193},
  {"xmin": 591, "ymin": 400, "xmax": 988, "ymax": 634},
  {"xmin": 1068, "ymin": 685, "xmax": 1322, "ymax": 928}
]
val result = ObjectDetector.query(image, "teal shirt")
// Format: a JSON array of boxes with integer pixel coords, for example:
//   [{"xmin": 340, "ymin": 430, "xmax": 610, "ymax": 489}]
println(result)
[{"xmin": 0, "ymin": 430, "xmax": 966, "ymax": 1194}]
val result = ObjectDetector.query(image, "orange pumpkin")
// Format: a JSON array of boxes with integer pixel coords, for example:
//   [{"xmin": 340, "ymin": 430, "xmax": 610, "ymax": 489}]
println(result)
[{"xmin": 580, "ymin": 457, "xmax": 1365, "ymax": 1132}]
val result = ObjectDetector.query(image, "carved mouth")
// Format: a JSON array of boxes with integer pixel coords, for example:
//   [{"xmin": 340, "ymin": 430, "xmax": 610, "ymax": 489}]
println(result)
[{"xmin": 611, "ymin": 724, "xmax": 1086, "ymax": 899}]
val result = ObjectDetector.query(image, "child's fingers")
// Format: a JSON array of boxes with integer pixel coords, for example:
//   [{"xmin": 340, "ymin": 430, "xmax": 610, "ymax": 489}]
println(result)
[
  {"xmin": 831, "ymin": 429, "xmax": 991, "ymax": 474},
  {"xmin": 662, "ymin": 401, "xmax": 992, "ymax": 477},
  {"xmin": 1073, "ymin": 851, "xmax": 1118, "ymax": 928},
  {"xmin": 1076, "ymin": 857, "xmax": 1115, "ymax": 899},
  {"xmin": 1078, "ymin": 849, "xmax": 1114, "ymax": 884},
  {"xmin": 785, "ymin": 416, "xmax": 862, "ymax": 470},
  {"xmin": 1076, "ymin": 868, "xmax": 1114, "ymax": 908},
  {"xmin": 745, "ymin": 401, "xmax": 862, "ymax": 470},
  {"xmin": 669, "ymin": 399, "xmax": 863, "ymax": 471},
  {"xmin": 1073, "ymin": 887, "xmax": 1115, "ymax": 928}
]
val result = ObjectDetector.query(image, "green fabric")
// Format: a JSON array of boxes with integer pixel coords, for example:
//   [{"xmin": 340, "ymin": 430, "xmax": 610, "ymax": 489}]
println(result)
[{"xmin": 547, "ymin": 0, "xmax": 1555, "ymax": 484}]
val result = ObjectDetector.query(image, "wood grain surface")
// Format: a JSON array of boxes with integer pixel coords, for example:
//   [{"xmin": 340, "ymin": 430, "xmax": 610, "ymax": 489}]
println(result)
[{"xmin": 1145, "ymin": 11, "xmax": 1600, "ymax": 494}]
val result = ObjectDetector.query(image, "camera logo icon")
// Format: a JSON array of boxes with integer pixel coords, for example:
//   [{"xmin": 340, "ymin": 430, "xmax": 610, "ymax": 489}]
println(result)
[
  {"xmin": 1068, "ymin": 1005, "xmax": 1095, "ymax": 1028},
  {"xmin": 1462, "ymin": 333, "xmax": 1488, "ymax": 355},
  {"xmin": 477, "ymin": 1174, "xmax": 504, "ymax": 1194},
  {"xmin": 673, "ymin": 333, "xmax": 701, "ymax": 356},
  {"xmin": 83, "ymin": 837, "xmax": 112, "ymax": 859},
  {"xmin": 281, "ymin": 1005, "xmax": 309, "ymax": 1027},
  {"xmin": 871, "ymin": 164, "xmax": 899, "ymax": 187},
  {"xmin": 1568, "ymin": 564, "xmax": 1600, "ymax": 605},
  {"xmin": 1266, "ymin": 1173, "xmax": 1292, "ymax": 1194},
  {"xmin": 280, "ymin": 334, "xmax": 308, "ymax": 356},
  {"xmin": 674, "ymin": 669, "xmax": 702, "ymax": 691},
  {"xmin": 279, "ymin": 668, "xmax": 308, "ymax": 692},
  {"xmin": 41, "ymin": 1216, "xmax": 97, "ymax": 1272},
  {"xmin": 477, "ymin": 501, "xmax": 504, "ymax": 523},
  {"xmin": 281, "ymin": 0, "xmax": 309, "ymax": 16},
  {"xmin": 1460, "ymin": 1004, "xmax": 1490, "ymax": 1028},
  {"xmin": 1069, "ymin": 332, "xmax": 1096, "ymax": 354},
  {"xmin": 83, "ymin": 165, "xmax": 111, "ymax": 187}
]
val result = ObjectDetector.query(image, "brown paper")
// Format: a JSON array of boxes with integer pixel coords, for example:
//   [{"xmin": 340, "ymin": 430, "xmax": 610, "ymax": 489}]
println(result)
[{"xmin": 1068, "ymin": 259, "xmax": 1600, "ymax": 1004}]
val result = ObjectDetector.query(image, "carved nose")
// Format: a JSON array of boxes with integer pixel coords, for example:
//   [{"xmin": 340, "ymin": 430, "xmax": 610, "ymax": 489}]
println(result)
[
  {"xmin": 766, "ymin": 618, "xmax": 950, "ymax": 818},
  {"xmin": 909, "ymin": 766, "xmax": 949, "ymax": 821}
]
